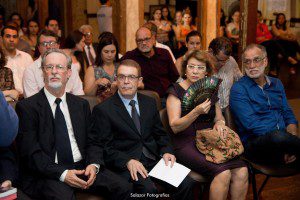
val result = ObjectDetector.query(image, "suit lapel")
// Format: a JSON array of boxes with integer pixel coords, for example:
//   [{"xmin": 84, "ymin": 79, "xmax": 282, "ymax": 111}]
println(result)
[
  {"xmin": 66, "ymin": 94, "xmax": 81, "ymax": 143},
  {"xmin": 112, "ymin": 93, "xmax": 141, "ymax": 136},
  {"xmin": 37, "ymin": 89, "xmax": 56, "ymax": 159},
  {"xmin": 137, "ymin": 93, "xmax": 147, "ymax": 135}
]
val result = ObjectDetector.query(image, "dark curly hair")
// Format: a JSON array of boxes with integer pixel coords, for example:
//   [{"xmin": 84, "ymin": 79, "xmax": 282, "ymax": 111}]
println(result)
[
  {"xmin": 181, "ymin": 50, "xmax": 213, "ymax": 79},
  {"xmin": 0, "ymin": 46, "xmax": 7, "ymax": 68}
]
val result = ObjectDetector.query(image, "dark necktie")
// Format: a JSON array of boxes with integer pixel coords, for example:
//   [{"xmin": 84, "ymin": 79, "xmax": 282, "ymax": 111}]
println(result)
[
  {"xmin": 87, "ymin": 46, "xmax": 95, "ymax": 65},
  {"xmin": 129, "ymin": 100, "xmax": 141, "ymax": 132},
  {"xmin": 54, "ymin": 98, "xmax": 74, "ymax": 166},
  {"xmin": 129, "ymin": 100, "xmax": 156, "ymax": 160}
]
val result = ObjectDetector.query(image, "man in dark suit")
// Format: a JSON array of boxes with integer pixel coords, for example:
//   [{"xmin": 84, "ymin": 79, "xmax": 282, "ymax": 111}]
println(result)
[
  {"xmin": 91, "ymin": 59, "xmax": 195, "ymax": 199},
  {"xmin": 79, "ymin": 25, "xmax": 98, "ymax": 67},
  {"xmin": 16, "ymin": 48, "xmax": 132, "ymax": 200}
]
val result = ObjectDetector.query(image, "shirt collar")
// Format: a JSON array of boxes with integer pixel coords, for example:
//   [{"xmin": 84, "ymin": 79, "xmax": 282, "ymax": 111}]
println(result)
[
  {"xmin": 245, "ymin": 75, "xmax": 272, "ymax": 87},
  {"xmin": 8, "ymin": 49, "xmax": 22, "ymax": 59},
  {"xmin": 44, "ymin": 87, "xmax": 67, "ymax": 107},
  {"xmin": 118, "ymin": 90, "xmax": 138, "ymax": 107}
]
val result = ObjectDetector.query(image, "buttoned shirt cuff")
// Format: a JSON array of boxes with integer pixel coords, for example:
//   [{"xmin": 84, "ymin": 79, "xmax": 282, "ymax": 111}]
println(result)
[
  {"xmin": 59, "ymin": 170, "xmax": 68, "ymax": 182},
  {"xmin": 91, "ymin": 164, "xmax": 100, "ymax": 174}
]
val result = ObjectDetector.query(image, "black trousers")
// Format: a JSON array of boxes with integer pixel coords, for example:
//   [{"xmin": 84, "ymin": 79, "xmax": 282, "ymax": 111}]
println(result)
[
  {"xmin": 118, "ymin": 154, "xmax": 196, "ymax": 200},
  {"xmin": 244, "ymin": 130, "xmax": 300, "ymax": 166},
  {"xmin": 21, "ymin": 163, "xmax": 132, "ymax": 200}
]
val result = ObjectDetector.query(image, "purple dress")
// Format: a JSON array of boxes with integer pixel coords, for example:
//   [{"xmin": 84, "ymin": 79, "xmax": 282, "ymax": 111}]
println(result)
[{"xmin": 167, "ymin": 83, "xmax": 246, "ymax": 177}]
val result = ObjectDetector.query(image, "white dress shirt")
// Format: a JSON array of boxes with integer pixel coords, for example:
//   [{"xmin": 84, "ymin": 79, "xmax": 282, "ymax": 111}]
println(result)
[
  {"xmin": 44, "ymin": 88, "xmax": 82, "ymax": 181},
  {"xmin": 84, "ymin": 45, "xmax": 96, "ymax": 66},
  {"xmin": 5, "ymin": 49, "xmax": 33, "ymax": 94},
  {"xmin": 23, "ymin": 57, "xmax": 84, "ymax": 98}
]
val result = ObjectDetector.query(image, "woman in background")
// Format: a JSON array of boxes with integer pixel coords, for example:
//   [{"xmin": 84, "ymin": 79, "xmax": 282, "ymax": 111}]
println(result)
[
  {"xmin": 63, "ymin": 30, "xmax": 87, "ymax": 80},
  {"xmin": 271, "ymin": 13, "xmax": 300, "ymax": 75},
  {"xmin": 149, "ymin": 8, "xmax": 172, "ymax": 46},
  {"xmin": 0, "ymin": 47, "xmax": 19, "ymax": 102},
  {"xmin": 21, "ymin": 19, "xmax": 39, "ymax": 57},
  {"xmin": 84, "ymin": 32, "xmax": 119, "ymax": 101}
]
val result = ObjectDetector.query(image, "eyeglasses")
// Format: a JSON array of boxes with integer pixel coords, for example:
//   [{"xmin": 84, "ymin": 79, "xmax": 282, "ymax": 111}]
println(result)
[
  {"xmin": 84, "ymin": 32, "xmax": 92, "ymax": 37},
  {"xmin": 43, "ymin": 64, "xmax": 68, "ymax": 72},
  {"xmin": 116, "ymin": 74, "xmax": 140, "ymax": 82},
  {"xmin": 243, "ymin": 56, "xmax": 266, "ymax": 67},
  {"xmin": 39, "ymin": 41, "xmax": 58, "ymax": 47},
  {"xmin": 136, "ymin": 37, "xmax": 152, "ymax": 44},
  {"xmin": 187, "ymin": 64, "xmax": 206, "ymax": 71}
]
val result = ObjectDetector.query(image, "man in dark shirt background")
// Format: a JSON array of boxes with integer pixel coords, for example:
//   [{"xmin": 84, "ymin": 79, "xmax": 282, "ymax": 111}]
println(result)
[{"xmin": 122, "ymin": 27, "xmax": 179, "ymax": 106}]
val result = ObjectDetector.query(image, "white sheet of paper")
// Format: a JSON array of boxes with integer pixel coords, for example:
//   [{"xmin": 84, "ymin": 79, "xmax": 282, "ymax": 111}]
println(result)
[{"xmin": 148, "ymin": 159, "xmax": 191, "ymax": 187}]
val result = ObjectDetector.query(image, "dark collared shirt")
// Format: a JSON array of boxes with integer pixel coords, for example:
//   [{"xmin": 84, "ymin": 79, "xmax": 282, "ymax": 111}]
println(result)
[
  {"xmin": 229, "ymin": 75, "xmax": 297, "ymax": 142},
  {"xmin": 122, "ymin": 47, "xmax": 179, "ymax": 97}
]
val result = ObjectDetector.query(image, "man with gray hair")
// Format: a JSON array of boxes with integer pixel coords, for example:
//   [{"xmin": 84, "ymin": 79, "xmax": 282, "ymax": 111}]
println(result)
[
  {"xmin": 230, "ymin": 44, "xmax": 300, "ymax": 166},
  {"xmin": 16, "ymin": 48, "xmax": 132, "ymax": 199},
  {"xmin": 79, "ymin": 24, "xmax": 98, "ymax": 66}
]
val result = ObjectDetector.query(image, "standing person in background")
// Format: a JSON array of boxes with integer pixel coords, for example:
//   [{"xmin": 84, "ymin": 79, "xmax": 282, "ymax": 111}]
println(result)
[
  {"xmin": 226, "ymin": 10, "xmax": 240, "ymax": 59},
  {"xmin": 97, "ymin": 0, "xmax": 113, "ymax": 34},
  {"xmin": 172, "ymin": 11, "xmax": 183, "ymax": 58},
  {"xmin": 149, "ymin": 8, "xmax": 172, "ymax": 47},
  {"xmin": 177, "ymin": 11, "xmax": 197, "ymax": 56}
]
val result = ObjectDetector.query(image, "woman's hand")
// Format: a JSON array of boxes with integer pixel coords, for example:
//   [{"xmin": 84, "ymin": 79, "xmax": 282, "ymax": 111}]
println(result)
[
  {"xmin": 96, "ymin": 78, "xmax": 111, "ymax": 87},
  {"xmin": 213, "ymin": 121, "xmax": 227, "ymax": 139},
  {"xmin": 194, "ymin": 99, "xmax": 211, "ymax": 115}
]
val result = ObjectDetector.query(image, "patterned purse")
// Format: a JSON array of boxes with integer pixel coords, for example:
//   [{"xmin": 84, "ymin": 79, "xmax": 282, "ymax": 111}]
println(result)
[{"xmin": 195, "ymin": 126, "xmax": 244, "ymax": 164}]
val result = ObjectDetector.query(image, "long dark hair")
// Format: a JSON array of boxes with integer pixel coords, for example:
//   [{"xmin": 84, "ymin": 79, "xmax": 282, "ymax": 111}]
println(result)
[
  {"xmin": 275, "ymin": 13, "xmax": 287, "ymax": 31},
  {"xmin": 63, "ymin": 30, "xmax": 84, "ymax": 49},
  {"xmin": 161, "ymin": 6, "xmax": 173, "ymax": 21},
  {"xmin": 95, "ymin": 32, "xmax": 120, "ymax": 67}
]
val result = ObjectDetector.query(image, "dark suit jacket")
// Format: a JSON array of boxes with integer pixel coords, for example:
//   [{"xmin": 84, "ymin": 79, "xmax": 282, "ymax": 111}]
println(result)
[
  {"xmin": 0, "ymin": 146, "xmax": 17, "ymax": 185},
  {"xmin": 91, "ymin": 92, "xmax": 173, "ymax": 171},
  {"xmin": 83, "ymin": 43, "xmax": 98, "ymax": 66},
  {"xmin": 15, "ymin": 89, "xmax": 104, "ymax": 189}
]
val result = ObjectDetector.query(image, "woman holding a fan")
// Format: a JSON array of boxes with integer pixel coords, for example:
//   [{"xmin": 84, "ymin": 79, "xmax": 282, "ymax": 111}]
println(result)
[{"xmin": 166, "ymin": 50, "xmax": 248, "ymax": 200}]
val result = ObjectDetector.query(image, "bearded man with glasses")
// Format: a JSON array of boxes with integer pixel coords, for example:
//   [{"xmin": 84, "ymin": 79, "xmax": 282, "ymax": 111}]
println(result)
[
  {"xmin": 23, "ymin": 29, "xmax": 84, "ymax": 98},
  {"xmin": 230, "ymin": 44, "xmax": 300, "ymax": 167},
  {"xmin": 122, "ymin": 27, "xmax": 179, "ymax": 107}
]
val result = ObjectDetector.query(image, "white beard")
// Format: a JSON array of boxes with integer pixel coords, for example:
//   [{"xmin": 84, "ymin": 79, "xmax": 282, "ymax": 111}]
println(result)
[{"xmin": 245, "ymin": 66, "xmax": 266, "ymax": 79}]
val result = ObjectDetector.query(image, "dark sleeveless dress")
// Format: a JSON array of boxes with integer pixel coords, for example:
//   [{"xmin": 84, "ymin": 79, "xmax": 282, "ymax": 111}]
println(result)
[{"xmin": 167, "ymin": 83, "xmax": 246, "ymax": 177}]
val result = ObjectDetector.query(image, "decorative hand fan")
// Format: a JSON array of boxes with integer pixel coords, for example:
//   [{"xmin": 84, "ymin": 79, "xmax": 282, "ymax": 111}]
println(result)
[{"xmin": 181, "ymin": 77, "xmax": 222, "ymax": 111}]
